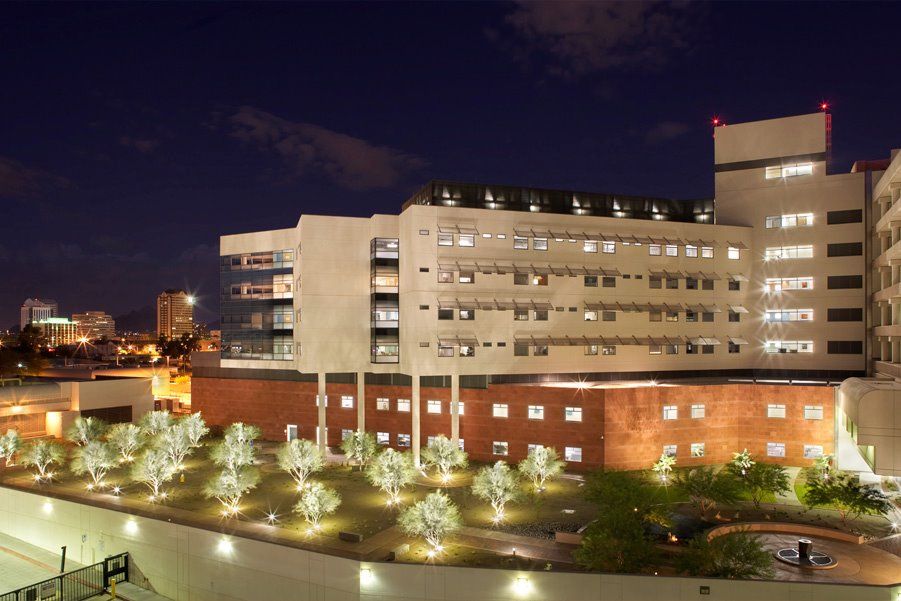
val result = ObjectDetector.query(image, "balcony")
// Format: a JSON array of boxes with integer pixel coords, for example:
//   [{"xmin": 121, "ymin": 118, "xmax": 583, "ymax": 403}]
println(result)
[{"xmin": 873, "ymin": 283, "xmax": 901, "ymax": 303}]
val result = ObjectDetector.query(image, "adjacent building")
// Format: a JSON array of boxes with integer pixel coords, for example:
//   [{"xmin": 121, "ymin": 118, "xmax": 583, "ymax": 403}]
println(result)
[
  {"xmin": 72, "ymin": 311, "xmax": 116, "ymax": 339},
  {"xmin": 35, "ymin": 317, "xmax": 79, "ymax": 347},
  {"xmin": 193, "ymin": 111, "xmax": 896, "ymax": 475},
  {"xmin": 20, "ymin": 298, "xmax": 58, "ymax": 330},
  {"xmin": 156, "ymin": 289, "xmax": 194, "ymax": 339}
]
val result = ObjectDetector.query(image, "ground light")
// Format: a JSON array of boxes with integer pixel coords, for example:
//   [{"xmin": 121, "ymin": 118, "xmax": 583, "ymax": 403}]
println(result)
[
  {"xmin": 217, "ymin": 538, "xmax": 233, "ymax": 555},
  {"xmin": 360, "ymin": 567, "xmax": 374, "ymax": 585},
  {"xmin": 42, "ymin": 500, "xmax": 53, "ymax": 514},
  {"xmin": 124, "ymin": 519, "xmax": 138, "ymax": 535},
  {"xmin": 513, "ymin": 576, "xmax": 531, "ymax": 596}
]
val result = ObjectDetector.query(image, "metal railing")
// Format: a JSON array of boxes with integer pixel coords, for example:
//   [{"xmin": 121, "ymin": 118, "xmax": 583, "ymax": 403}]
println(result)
[{"xmin": 0, "ymin": 552, "xmax": 129, "ymax": 601}]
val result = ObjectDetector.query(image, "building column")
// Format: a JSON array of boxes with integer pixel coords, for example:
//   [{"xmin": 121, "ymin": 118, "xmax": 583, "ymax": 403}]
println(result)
[
  {"xmin": 357, "ymin": 372, "xmax": 366, "ymax": 432},
  {"xmin": 412, "ymin": 374, "xmax": 421, "ymax": 467},
  {"xmin": 317, "ymin": 372, "xmax": 327, "ymax": 453},
  {"xmin": 450, "ymin": 374, "xmax": 460, "ymax": 444}
]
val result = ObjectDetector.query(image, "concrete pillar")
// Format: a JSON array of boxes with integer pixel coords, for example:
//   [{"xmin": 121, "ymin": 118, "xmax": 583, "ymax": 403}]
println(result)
[
  {"xmin": 357, "ymin": 372, "xmax": 366, "ymax": 433},
  {"xmin": 412, "ymin": 375, "xmax": 421, "ymax": 467},
  {"xmin": 317, "ymin": 372, "xmax": 327, "ymax": 452},
  {"xmin": 450, "ymin": 374, "xmax": 460, "ymax": 444}
]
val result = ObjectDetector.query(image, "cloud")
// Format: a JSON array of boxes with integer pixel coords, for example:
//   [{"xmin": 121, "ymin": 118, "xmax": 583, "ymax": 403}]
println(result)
[
  {"xmin": 226, "ymin": 106, "xmax": 427, "ymax": 190},
  {"xmin": 119, "ymin": 136, "xmax": 161, "ymax": 153},
  {"xmin": 497, "ymin": 1, "xmax": 697, "ymax": 78},
  {"xmin": 644, "ymin": 121, "xmax": 690, "ymax": 144},
  {"xmin": 0, "ymin": 156, "xmax": 69, "ymax": 199}
]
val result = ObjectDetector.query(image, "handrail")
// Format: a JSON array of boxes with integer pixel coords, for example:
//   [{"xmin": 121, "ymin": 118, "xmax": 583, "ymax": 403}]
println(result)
[{"xmin": 0, "ymin": 552, "xmax": 129, "ymax": 601}]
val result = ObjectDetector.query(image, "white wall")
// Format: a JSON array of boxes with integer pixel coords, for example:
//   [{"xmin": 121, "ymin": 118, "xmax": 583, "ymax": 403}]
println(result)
[{"xmin": 0, "ymin": 487, "xmax": 895, "ymax": 601}]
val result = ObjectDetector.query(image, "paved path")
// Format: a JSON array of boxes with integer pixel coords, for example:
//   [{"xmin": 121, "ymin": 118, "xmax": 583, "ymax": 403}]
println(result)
[
  {"xmin": 454, "ymin": 526, "xmax": 576, "ymax": 564},
  {"xmin": 776, "ymin": 467, "xmax": 802, "ymax": 505},
  {"xmin": 91, "ymin": 582, "xmax": 173, "ymax": 601},
  {"xmin": 0, "ymin": 531, "xmax": 84, "ymax": 593}
]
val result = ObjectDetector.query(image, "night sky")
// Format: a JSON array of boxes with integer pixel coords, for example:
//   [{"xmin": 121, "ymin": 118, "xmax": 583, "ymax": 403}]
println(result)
[{"xmin": 3, "ymin": 2, "xmax": 901, "ymax": 329}]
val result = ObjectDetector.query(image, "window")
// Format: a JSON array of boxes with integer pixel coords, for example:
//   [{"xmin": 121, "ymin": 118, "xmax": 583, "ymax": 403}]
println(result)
[
  {"xmin": 649, "ymin": 344, "xmax": 662, "ymax": 356},
  {"xmin": 397, "ymin": 399, "xmax": 410, "ymax": 412},
  {"xmin": 765, "ymin": 340, "xmax": 813, "ymax": 353},
  {"xmin": 827, "ymin": 308, "xmax": 863, "ymax": 322},
  {"xmin": 804, "ymin": 444, "xmax": 824, "ymax": 459},
  {"xmin": 482, "ymin": 233, "xmax": 492, "ymax": 239},
  {"xmin": 685, "ymin": 245, "xmax": 698, "ymax": 258},
  {"xmin": 602, "ymin": 311, "xmax": 616, "ymax": 322},
  {"xmin": 532, "ymin": 274, "xmax": 548, "ymax": 286},
  {"xmin": 665, "ymin": 344, "xmax": 678, "ymax": 355},
  {"xmin": 459, "ymin": 345, "xmax": 475, "ymax": 357},
  {"xmin": 662, "ymin": 405, "xmax": 678, "ymax": 420},
  {"xmin": 685, "ymin": 310, "xmax": 696, "ymax": 323},
  {"xmin": 438, "ymin": 271, "xmax": 454, "ymax": 283},
  {"xmin": 765, "ymin": 308, "xmax": 813, "ymax": 322},
  {"xmin": 827, "ymin": 340, "xmax": 863, "ymax": 354},
  {"xmin": 765, "ymin": 245, "xmax": 813, "ymax": 260},
  {"xmin": 827, "ymin": 242, "xmax": 862, "ymax": 257},
  {"xmin": 419, "ymin": 267, "xmax": 430, "ymax": 273},
  {"xmin": 527, "ymin": 443, "xmax": 543, "ymax": 453},
  {"xmin": 583, "ymin": 240, "xmax": 598, "ymax": 253},
  {"xmin": 649, "ymin": 276, "xmax": 662, "ymax": 289},
  {"xmin": 665, "ymin": 244, "xmax": 678, "ymax": 257},
  {"xmin": 533, "ymin": 238, "xmax": 548, "ymax": 251},
  {"xmin": 662, "ymin": 444, "xmax": 677, "ymax": 457},
  {"xmin": 766, "ymin": 277, "xmax": 813, "ymax": 292},
  {"xmin": 649, "ymin": 311, "xmax": 662, "ymax": 322},
  {"xmin": 584, "ymin": 310, "xmax": 598, "ymax": 321},
  {"xmin": 686, "ymin": 277, "xmax": 698, "ymax": 290},
  {"xmin": 766, "ymin": 442, "xmax": 786, "ymax": 458},
  {"xmin": 584, "ymin": 275, "xmax": 598, "ymax": 287},
  {"xmin": 804, "ymin": 405, "xmax": 823, "ymax": 420},
  {"xmin": 493, "ymin": 441, "xmax": 508, "ymax": 456},
  {"xmin": 438, "ymin": 233, "xmax": 454, "ymax": 247},
  {"xmin": 602, "ymin": 276, "xmax": 616, "ymax": 288},
  {"xmin": 602, "ymin": 345, "xmax": 616, "ymax": 355},
  {"xmin": 514, "ymin": 309, "xmax": 529, "ymax": 321},
  {"xmin": 602, "ymin": 241, "xmax": 616, "ymax": 254},
  {"xmin": 728, "ymin": 311, "xmax": 740, "ymax": 323},
  {"xmin": 766, "ymin": 213, "xmax": 814, "ymax": 228},
  {"xmin": 564, "ymin": 407, "xmax": 582, "ymax": 422},
  {"xmin": 690, "ymin": 443, "xmax": 705, "ymax": 458},
  {"xmin": 528, "ymin": 405, "xmax": 544, "ymax": 420},
  {"xmin": 458, "ymin": 271, "xmax": 475, "ymax": 284},
  {"xmin": 585, "ymin": 345, "xmax": 598, "ymax": 355},
  {"xmin": 534, "ymin": 310, "xmax": 548, "ymax": 321},
  {"xmin": 438, "ymin": 308, "xmax": 454, "ymax": 320},
  {"xmin": 728, "ymin": 341, "xmax": 741, "ymax": 354},
  {"xmin": 564, "ymin": 447, "xmax": 582, "ymax": 462},
  {"xmin": 455, "ymin": 401, "xmax": 465, "ymax": 415},
  {"xmin": 514, "ymin": 236, "xmax": 528, "ymax": 250},
  {"xmin": 459, "ymin": 309, "xmax": 475, "ymax": 320},
  {"xmin": 397, "ymin": 433, "xmax": 411, "ymax": 447},
  {"xmin": 492, "ymin": 403, "xmax": 509, "ymax": 418},
  {"xmin": 438, "ymin": 345, "xmax": 454, "ymax": 357},
  {"xmin": 419, "ymin": 342, "xmax": 430, "ymax": 348},
  {"xmin": 767, "ymin": 404, "xmax": 786, "ymax": 418},
  {"xmin": 371, "ymin": 431, "xmax": 388, "ymax": 445},
  {"xmin": 666, "ymin": 311, "xmax": 679, "ymax": 322},
  {"xmin": 686, "ymin": 343, "xmax": 697, "ymax": 355},
  {"xmin": 766, "ymin": 163, "xmax": 813, "ymax": 178},
  {"xmin": 701, "ymin": 247, "xmax": 714, "ymax": 259},
  {"xmin": 317, "ymin": 395, "xmax": 328, "ymax": 407},
  {"xmin": 458, "ymin": 234, "xmax": 475, "ymax": 247},
  {"xmin": 419, "ymin": 229, "xmax": 429, "ymax": 236},
  {"xmin": 827, "ymin": 275, "xmax": 863, "ymax": 289},
  {"xmin": 691, "ymin": 404, "xmax": 705, "ymax": 419},
  {"xmin": 666, "ymin": 278, "xmax": 679, "ymax": 289},
  {"xmin": 427, "ymin": 400, "xmax": 441, "ymax": 414},
  {"xmin": 534, "ymin": 345, "xmax": 548, "ymax": 356},
  {"xmin": 514, "ymin": 343, "xmax": 529, "ymax": 356},
  {"xmin": 702, "ymin": 345, "xmax": 714, "ymax": 354},
  {"xmin": 376, "ymin": 398, "xmax": 389, "ymax": 411},
  {"xmin": 728, "ymin": 280, "xmax": 740, "ymax": 291},
  {"xmin": 727, "ymin": 247, "xmax": 740, "ymax": 260},
  {"xmin": 340, "ymin": 395, "xmax": 354, "ymax": 409},
  {"xmin": 649, "ymin": 244, "xmax": 662, "ymax": 256},
  {"xmin": 827, "ymin": 209, "xmax": 862, "ymax": 225},
  {"xmin": 514, "ymin": 273, "xmax": 529, "ymax": 285}
]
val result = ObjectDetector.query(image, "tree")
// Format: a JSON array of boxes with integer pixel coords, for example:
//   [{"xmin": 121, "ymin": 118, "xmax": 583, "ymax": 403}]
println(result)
[
  {"xmin": 813, "ymin": 454, "xmax": 834, "ymax": 480},
  {"xmin": 420, "ymin": 435, "xmax": 468, "ymax": 483},
  {"xmin": 159, "ymin": 423, "xmax": 193, "ymax": 471},
  {"xmin": 206, "ymin": 422, "xmax": 261, "ymax": 515},
  {"xmin": 277, "ymin": 439, "xmax": 324, "ymax": 491},
  {"xmin": 66, "ymin": 416, "xmax": 107, "ymax": 446},
  {"xmin": 398, "ymin": 491, "xmax": 461, "ymax": 555},
  {"xmin": 742, "ymin": 463, "xmax": 790, "ymax": 508},
  {"xmin": 131, "ymin": 448, "xmax": 177, "ymax": 500},
  {"xmin": 678, "ymin": 532, "xmax": 774, "ymax": 579},
  {"xmin": 803, "ymin": 471, "xmax": 891, "ymax": 526},
  {"xmin": 71, "ymin": 440, "xmax": 117, "ymax": 489},
  {"xmin": 365, "ymin": 448, "xmax": 416, "ymax": 505},
  {"xmin": 222, "ymin": 422, "xmax": 261, "ymax": 447},
  {"xmin": 140, "ymin": 410, "xmax": 173, "ymax": 436},
  {"xmin": 294, "ymin": 482, "xmax": 341, "ymax": 531},
  {"xmin": 575, "ymin": 470, "xmax": 670, "ymax": 573},
  {"xmin": 651, "ymin": 453, "xmax": 676, "ymax": 484},
  {"xmin": 0, "ymin": 429, "xmax": 21, "ymax": 466},
  {"xmin": 20, "ymin": 440, "xmax": 65, "ymax": 481},
  {"xmin": 472, "ymin": 461, "xmax": 520, "ymax": 523},
  {"xmin": 107, "ymin": 423, "xmax": 143, "ymax": 463},
  {"xmin": 676, "ymin": 467, "xmax": 741, "ymax": 518},
  {"xmin": 341, "ymin": 431, "xmax": 377, "ymax": 470},
  {"xmin": 203, "ymin": 465, "xmax": 261, "ymax": 515},
  {"xmin": 180, "ymin": 413, "xmax": 209, "ymax": 447},
  {"xmin": 518, "ymin": 445, "xmax": 565, "ymax": 492},
  {"xmin": 727, "ymin": 449, "xmax": 756, "ymax": 478}
]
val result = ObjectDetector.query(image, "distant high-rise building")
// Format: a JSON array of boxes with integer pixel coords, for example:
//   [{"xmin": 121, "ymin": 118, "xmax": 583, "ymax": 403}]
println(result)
[
  {"xmin": 157, "ymin": 290, "xmax": 194, "ymax": 339},
  {"xmin": 72, "ymin": 311, "xmax": 116, "ymax": 339},
  {"xmin": 35, "ymin": 317, "xmax": 78, "ymax": 346},
  {"xmin": 20, "ymin": 298, "xmax": 58, "ymax": 330}
]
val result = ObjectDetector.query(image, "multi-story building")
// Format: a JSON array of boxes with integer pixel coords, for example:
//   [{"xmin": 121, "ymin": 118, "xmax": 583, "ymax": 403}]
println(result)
[
  {"xmin": 35, "ymin": 317, "xmax": 79, "ymax": 347},
  {"xmin": 194, "ymin": 111, "xmax": 889, "ymax": 474},
  {"xmin": 156, "ymin": 289, "xmax": 194, "ymax": 339},
  {"xmin": 20, "ymin": 298, "xmax": 58, "ymax": 330},
  {"xmin": 72, "ymin": 311, "xmax": 116, "ymax": 339}
]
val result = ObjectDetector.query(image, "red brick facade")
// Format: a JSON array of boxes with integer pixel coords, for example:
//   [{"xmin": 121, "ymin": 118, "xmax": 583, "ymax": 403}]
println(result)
[{"xmin": 192, "ymin": 377, "xmax": 833, "ymax": 471}]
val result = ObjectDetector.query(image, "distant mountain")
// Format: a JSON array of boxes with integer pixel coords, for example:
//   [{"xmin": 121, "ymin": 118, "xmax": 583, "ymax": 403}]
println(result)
[{"xmin": 114, "ymin": 304, "xmax": 156, "ymax": 333}]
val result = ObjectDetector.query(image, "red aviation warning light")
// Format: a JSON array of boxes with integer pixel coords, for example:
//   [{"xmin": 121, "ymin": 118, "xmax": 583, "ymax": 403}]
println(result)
[{"xmin": 820, "ymin": 100, "xmax": 829, "ymax": 111}]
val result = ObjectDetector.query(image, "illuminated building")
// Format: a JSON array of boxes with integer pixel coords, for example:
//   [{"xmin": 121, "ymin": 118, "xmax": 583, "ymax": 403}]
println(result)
[{"xmin": 156, "ymin": 289, "xmax": 194, "ymax": 339}]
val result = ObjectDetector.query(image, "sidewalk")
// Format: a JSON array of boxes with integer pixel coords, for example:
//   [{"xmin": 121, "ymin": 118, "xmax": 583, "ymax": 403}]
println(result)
[
  {"xmin": 91, "ymin": 581, "xmax": 173, "ymax": 601},
  {"xmin": 0, "ymin": 531, "xmax": 82, "ymax": 593}
]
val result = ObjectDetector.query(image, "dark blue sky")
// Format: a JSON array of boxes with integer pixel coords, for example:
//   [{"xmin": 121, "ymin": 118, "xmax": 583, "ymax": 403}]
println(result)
[{"xmin": 3, "ymin": 1, "xmax": 900, "ymax": 328}]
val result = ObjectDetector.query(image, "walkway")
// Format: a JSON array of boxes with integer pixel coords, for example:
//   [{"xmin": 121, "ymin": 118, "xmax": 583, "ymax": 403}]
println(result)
[
  {"xmin": 0, "ymin": 531, "xmax": 83, "ymax": 593},
  {"xmin": 454, "ymin": 526, "xmax": 575, "ymax": 564},
  {"xmin": 91, "ymin": 582, "xmax": 172, "ymax": 601},
  {"xmin": 776, "ymin": 467, "xmax": 801, "ymax": 505}
]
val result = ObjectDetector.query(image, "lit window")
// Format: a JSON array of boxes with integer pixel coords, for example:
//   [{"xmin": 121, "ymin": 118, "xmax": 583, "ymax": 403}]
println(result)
[
  {"xmin": 602, "ymin": 241, "xmax": 616, "ymax": 254},
  {"xmin": 532, "ymin": 274, "xmax": 548, "ymax": 286},
  {"xmin": 459, "ymin": 345, "xmax": 475, "ymax": 357},
  {"xmin": 685, "ymin": 245, "xmax": 698, "ymax": 258},
  {"xmin": 533, "ymin": 238, "xmax": 548, "ymax": 251},
  {"xmin": 665, "ymin": 245, "xmax": 678, "ymax": 257},
  {"xmin": 492, "ymin": 403, "xmax": 509, "ymax": 418},
  {"xmin": 438, "ymin": 345, "xmax": 454, "ymax": 357},
  {"xmin": 438, "ymin": 233, "xmax": 454, "ymax": 247},
  {"xmin": 564, "ymin": 447, "xmax": 582, "ymax": 462},
  {"xmin": 458, "ymin": 439, "xmax": 465, "ymax": 450},
  {"xmin": 459, "ymin": 309, "xmax": 474, "ymax": 320},
  {"xmin": 701, "ymin": 246, "xmax": 714, "ymax": 259},
  {"xmin": 438, "ymin": 271, "xmax": 454, "ymax": 283},
  {"xmin": 458, "ymin": 234, "xmax": 475, "ymax": 247},
  {"xmin": 765, "ymin": 277, "xmax": 813, "ymax": 292},
  {"xmin": 662, "ymin": 405, "xmax": 678, "ymax": 420},
  {"xmin": 341, "ymin": 429, "xmax": 353, "ymax": 440},
  {"xmin": 514, "ymin": 309, "xmax": 529, "ymax": 321},
  {"xmin": 584, "ymin": 310, "xmax": 598, "ymax": 321},
  {"xmin": 767, "ymin": 404, "xmax": 786, "ymax": 418},
  {"xmin": 340, "ymin": 395, "xmax": 354, "ymax": 409},
  {"xmin": 602, "ymin": 345, "xmax": 616, "ymax": 355},
  {"xmin": 727, "ymin": 247, "xmax": 740, "ymax": 260},
  {"xmin": 766, "ymin": 213, "xmax": 814, "ymax": 228},
  {"xmin": 765, "ymin": 340, "xmax": 813, "ymax": 353},
  {"xmin": 803, "ymin": 444, "xmax": 823, "ymax": 459},
  {"xmin": 690, "ymin": 443, "xmax": 705, "ymax": 457},
  {"xmin": 455, "ymin": 401, "xmax": 465, "ymax": 415},
  {"xmin": 765, "ymin": 309, "xmax": 813, "ymax": 322},
  {"xmin": 649, "ymin": 344, "xmax": 662, "ymax": 356},
  {"xmin": 564, "ymin": 407, "xmax": 582, "ymax": 422},
  {"xmin": 377, "ymin": 432, "xmax": 390, "ymax": 445},
  {"xmin": 804, "ymin": 405, "xmax": 823, "ymax": 420},
  {"xmin": 585, "ymin": 345, "xmax": 598, "ymax": 355},
  {"xmin": 527, "ymin": 443, "xmax": 543, "ymax": 453},
  {"xmin": 493, "ymin": 441, "xmax": 508, "ymax": 456},
  {"xmin": 397, "ymin": 399, "xmax": 411, "ymax": 412},
  {"xmin": 766, "ymin": 442, "xmax": 786, "ymax": 458},
  {"xmin": 513, "ymin": 236, "xmax": 528, "ymax": 250},
  {"xmin": 458, "ymin": 271, "xmax": 474, "ymax": 284},
  {"xmin": 427, "ymin": 400, "xmax": 441, "ymax": 414},
  {"xmin": 662, "ymin": 444, "xmax": 677, "ymax": 457},
  {"xmin": 765, "ymin": 245, "xmax": 813, "ymax": 260},
  {"xmin": 691, "ymin": 404, "xmax": 705, "ymax": 419},
  {"xmin": 766, "ymin": 163, "xmax": 813, "ymax": 179},
  {"xmin": 528, "ymin": 405, "xmax": 544, "ymax": 420},
  {"xmin": 649, "ymin": 244, "xmax": 662, "ymax": 256},
  {"xmin": 376, "ymin": 398, "xmax": 389, "ymax": 411},
  {"xmin": 397, "ymin": 433, "xmax": 411, "ymax": 447},
  {"xmin": 583, "ymin": 240, "xmax": 598, "ymax": 253}
]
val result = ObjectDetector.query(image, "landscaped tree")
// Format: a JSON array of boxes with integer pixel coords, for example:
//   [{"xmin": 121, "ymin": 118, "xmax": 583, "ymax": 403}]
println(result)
[
  {"xmin": 131, "ymin": 448, "xmax": 177, "ymax": 501},
  {"xmin": 420, "ymin": 434, "xmax": 468, "ymax": 483},
  {"xmin": 71, "ymin": 440, "xmax": 117, "ymax": 489},
  {"xmin": 575, "ymin": 470, "xmax": 670, "ymax": 574},
  {"xmin": 203, "ymin": 466, "xmax": 261, "ymax": 515},
  {"xmin": 803, "ymin": 471, "xmax": 891, "ymax": 526},
  {"xmin": 398, "ymin": 491, "xmax": 461, "ymax": 556},
  {"xmin": 222, "ymin": 422, "xmax": 261, "ymax": 447},
  {"xmin": 728, "ymin": 448, "xmax": 756, "ymax": 478},
  {"xmin": 159, "ymin": 422, "xmax": 194, "ymax": 471},
  {"xmin": 472, "ymin": 461, "xmax": 520, "ymax": 523},
  {"xmin": 206, "ymin": 422, "xmax": 261, "ymax": 515},
  {"xmin": 518, "ymin": 445, "xmax": 565, "ymax": 492},
  {"xmin": 0, "ymin": 429, "xmax": 21, "ymax": 466},
  {"xmin": 365, "ymin": 448, "xmax": 416, "ymax": 505},
  {"xmin": 677, "ymin": 532, "xmax": 774, "ymax": 579},
  {"xmin": 139, "ymin": 410, "xmax": 173, "ymax": 436},
  {"xmin": 651, "ymin": 452, "xmax": 677, "ymax": 484},
  {"xmin": 20, "ymin": 440, "xmax": 65, "ymax": 481},
  {"xmin": 66, "ymin": 416, "xmax": 108, "ymax": 446},
  {"xmin": 742, "ymin": 463, "xmax": 790, "ymax": 508},
  {"xmin": 277, "ymin": 438, "xmax": 325, "ymax": 491},
  {"xmin": 294, "ymin": 482, "xmax": 341, "ymax": 532},
  {"xmin": 181, "ymin": 413, "xmax": 209, "ymax": 447},
  {"xmin": 107, "ymin": 423, "xmax": 143, "ymax": 463},
  {"xmin": 813, "ymin": 454, "xmax": 834, "ymax": 480},
  {"xmin": 675, "ymin": 467, "xmax": 741, "ymax": 519},
  {"xmin": 341, "ymin": 431, "xmax": 377, "ymax": 470}
]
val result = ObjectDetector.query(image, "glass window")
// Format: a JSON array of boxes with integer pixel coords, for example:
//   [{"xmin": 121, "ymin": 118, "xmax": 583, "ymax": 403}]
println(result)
[
  {"xmin": 458, "ymin": 271, "xmax": 474, "ymax": 284},
  {"xmin": 766, "ymin": 442, "xmax": 786, "ymax": 458},
  {"xmin": 728, "ymin": 342, "xmax": 741, "ymax": 354},
  {"xmin": 438, "ymin": 233, "xmax": 453, "ymax": 246},
  {"xmin": 397, "ymin": 433, "xmax": 411, "ymax": 447},
  {"xmin": 665, "ymin": 344, "xmax": 678, "ymax": 355},
  {"xmin": 565, "ymin": 407, "xmax": 582, "ymax": 422},
  {"xmin": 438, "ymin": 345, "xmax": 454, "ymax": 357},
  {"xmin": 649, "ymin": 344, "xmax": 662, "ymax": 355},
  {"xmin": 497, "ymin": 233, "xmax": 506, "ymax": 239},
  {"xmin": 438, "ymin": 271, "xmax": 454, "ymax": 283},
  {"xmin": 584, "ymin": 275, "xmax": 598, "ymax": 287},
  {"xmin": 662, "ymin": 405, "xmax": 678, "ymax": 420},
  {"xmin": 602, "ymin": 345, "xmax": 616, "ymax": 355},
  {"xmin": 602, "ymin": 276, "xmax": 616, "ymax": 288},
  {"xmin": 377, "ymin": 432, "xmax": 390, "ymax": 445},
  {"xmin": 804, "ymin": 405, "xmax": 823, "ymax": 420},
  {"xmin": 686, "ymin": 277, "xmax": 698, "ymax": 290},
  {"xmin": 649, "ymin": 244, "xmax": 662, "ymax": 256},
  {"xmin": 767, "ymin": 404, "xmax": 786, "ymax": 418},
  {"xmin": 765, "ymin": 340, "xmax": 814, "ymax": 353},
  {"xmin": 666, "ymin": 278, "xmax": 679, "ymax": 289},
  {"xmin": 492, "ymin": 403, "xmax": 509, "ymax": 418},
  {"xmin": 666, "ymin": 311, "xmax": 679, "ymax": 322},
  {"xmin": 602, "ymin": 311, "xmax": 616, "ymax": 322},
  {"xmin": 514, "ymin": 236, "xmax": 528, "ymax": 250},
  {"xmin": 727, "ymin": 247, "xmax": 740, "ymax": 260},
  {"xmin": 532, "ymin": 274, "xmax": 548, "ymax": 286},
  {"xmin": 533, "ymin": 238, "xmax": 548, "ymax": 251},
  {"xmin": 602, "ymin": 241, "xmax": 616, "ymax": 254},
  {"xmin": 534, "ymin": 310, "xmax": 548, "ymax": 321},
  {"xmin": 456, "ymin": 401, "xmax": 465, "ymax": 415},
  {"xmin": 427, "ymin": 400, "xmax": 441, "ymax": 414},
  {"xmin": 583, "ymin": 240, "xmax": 598, "ymax": 253},
  {"xmin": 514, "ymin": 343, "xmax": 529, "ymax": 356},
  {"xmin": 493, "ymin": 441, "xmax": 508, "ymax": 456},
  {"xmin": 458, "ymin": 234, "xmax": 475, "ymax": 247},
  {"xmin": 765, "ymin": 245, "xmax": 814, "ymax": 260},
  {"xmin": 765, "ymin": 309, "xmax": 814, "ymax": 322},
  {"xmin": 459, "ymin": 345, "xmax": 475, "ymax": 357},
  {"xmin": 728, "ymin": 280, "xmax": 740, "ymax": 291},
  {"xmin": 340, "ymin": 395, "xmax": 354, "ymax": 409},
  {"xmin": 662, "ymin": 444, "xmax": 677, "ymax": 457},
  {"xmin": 649, "ymin": 311, "xmax": 662, "ymax": 322},
  {"xmin": 376, "ymin": 398, "xmax": 389, "ymax": 411},
  {"xmin": 585, "ymin": 345, "xmax": 598, "ymax": 355},
  {"xmin": 397, "ymin": 399, "xmax": 411, "ymax": 412},
  {"xmin": 649, "ymin": 276, "xmax": 662, "ymax": 289},
  {"xmin": 765, "ymin": 277, "xmax": 814, "ymax": 292},
  {"xmin": 685, "ymin": 245, "xmax": 698, "ymax": 258},
  {"xmin": 701, "ymin": 247, "xmax": 714, "ymax": 259},
  {"xmin": 584, "ymin": 310, "xmax": 598, "ymax": 321},
  {"xmin": 514, "ymin": 309, "xmax": 529, "ymax": 321},
  {"xmin": 803, "ymin": 444, "xmax": 824, "ymax": 459},
  {"xmin": 438, "ymin": 308, "xmax": 454, "ymax": 320},
  {"xmin": 528, "ymin": 405, "xmax": 544, "ymax": 420},
  {"xmin": 564, "ymin": 447, "xmax": 582, "ymax": 462},
  {"xmin": 691, "ymin": 404, "xmax": 705, "ymax": 419},
  {"xmin": 665, "ymin": 245, "xmax": 678, "ymax": 257},
  {"xmin": 341, "ymin": 429, "xmax": 353, "ymax": 440},
  {"xmin": 534, "ymin": 345, "xmax": 548, "ymax": 356},
  {"xmin": 514, "ymin": 273, "xmax": 529, "ymax": 285},
  {"xmin": 459, "ymin": 309, "xmax": 475, "ymax": 320},
  {"xmin": 685, "ymin": 310, "xmax": 696, "ymax": 323},
  {"xmin": 690, "ymin": 443, "xmax": 705, "ymax": 458},
  {"xmin": 702, "ymin": 312, "xmax": 714, "ymax": 322}
]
